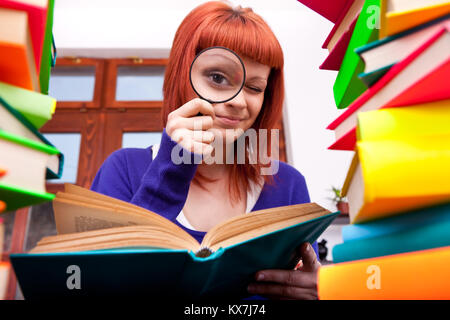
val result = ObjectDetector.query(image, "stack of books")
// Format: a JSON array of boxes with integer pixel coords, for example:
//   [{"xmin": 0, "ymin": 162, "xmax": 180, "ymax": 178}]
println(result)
[
  {"xmin": 298, "ymin": 0, "xmax": 450, "ymax": 299},
  {"xmin": 0, "ymin": 0, "xmax": 63, "ymax": 213}
]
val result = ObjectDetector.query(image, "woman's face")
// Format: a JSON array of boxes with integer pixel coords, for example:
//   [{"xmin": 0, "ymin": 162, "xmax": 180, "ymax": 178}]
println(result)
[{"xmin": 208, "ymin": 56, "xmax": 271, "ymax": 143}]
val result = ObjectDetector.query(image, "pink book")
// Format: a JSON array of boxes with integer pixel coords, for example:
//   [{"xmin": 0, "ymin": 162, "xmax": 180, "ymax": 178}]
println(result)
[
  {"xmin": 320, "ymin": 16, "xmax": 358, "ymax": 71},
  {"xmin": 297, "ymin": 0, "xmax": 352, "ymax": 23}
]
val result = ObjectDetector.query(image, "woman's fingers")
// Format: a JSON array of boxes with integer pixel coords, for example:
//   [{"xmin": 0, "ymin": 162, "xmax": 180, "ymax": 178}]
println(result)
[
  {"xmin": 171, "ymin": 131, "xmax": 214, "ymax": 156},
  {"xmin": 171, "ymin": 128, "xmax": 215, "ymax": 144},
  {"xmin": 299, "ymin": 242, "xmax": 321, "ymax": 273},
  {"xmin": 170, "ymin": 98, "xmax": 215, "ymax": 120},
  {"xmin": 252, "ymin": 269, "xmax": 317, "ymax": 289},
  {"xmin": 247, "ymin": 282, "xmax": 318, "ymax": 300},
  {"xmin": 168, "ymin": 115, "xmax": 214, "ymax": 133}
]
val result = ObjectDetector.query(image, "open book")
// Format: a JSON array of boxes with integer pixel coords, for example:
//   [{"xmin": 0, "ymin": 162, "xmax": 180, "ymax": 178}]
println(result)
[
  {"xmin": 13, "ymin": 184, "xmax": 339, "ymax": 299},
  {"xmin": 32, "ymin": 183, "xmax": 334, "ymax": 256}
]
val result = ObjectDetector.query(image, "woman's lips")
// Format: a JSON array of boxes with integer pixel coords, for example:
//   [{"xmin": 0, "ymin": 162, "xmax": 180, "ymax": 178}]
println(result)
[{"xmin": 216, "ymin": 115, "xmax": 241, "ymax": 126}]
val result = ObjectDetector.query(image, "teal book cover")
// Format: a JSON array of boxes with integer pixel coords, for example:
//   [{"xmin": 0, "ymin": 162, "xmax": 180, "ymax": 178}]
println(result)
[
  {"xmin": 10, "ymin": 210, "xmax": 339, "ymax": 299},
  {"xmin": 342, "ymin": 202, "xmax": 450, "ymax": 242},
  {"xmin": 333, "ymin": 208, "xmax": 450, "ymax": 263},
  {"xmin": 358, "ymin": 64, "xmax": 393, "ymax": 87}
]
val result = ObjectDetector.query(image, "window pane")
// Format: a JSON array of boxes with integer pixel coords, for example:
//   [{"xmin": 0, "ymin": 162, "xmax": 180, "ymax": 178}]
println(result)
[
  {"xmin": 122, "ymin": 132, "xmax": 162, "ymax": 149},
  {"xmin": 43, "ymin": 133, "xmax": 81, "ymax": 184},
  {"xmin": 23, "ymin": 202, "xmax": 56, "ymax": 252},
  {"xmin": 116, "ymin": 66, "xmax": 165, "ymax": 101},
  {"xmin": 1, "ymin": 210, "xmax": 15, "ymax": 252},
  {"xmin": 49, "ymin": 66, "xmax": 96, "ymax": 101}
]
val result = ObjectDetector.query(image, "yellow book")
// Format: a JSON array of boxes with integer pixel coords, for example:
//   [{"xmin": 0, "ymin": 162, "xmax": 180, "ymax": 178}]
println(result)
[
  {"xmin": 356, "ymin": 99, "xmax": 450, "ymax": 141},
  {"xmin": 318, "ymin": 246, "xmax": 450, "ymax": 300},
  {"xmin": 380, "ymin": 0, "xmax": 450, "ymax": 38},
  {"xmin": 343, "ymin": 137, "xmax": 450, "ymax": 223}
]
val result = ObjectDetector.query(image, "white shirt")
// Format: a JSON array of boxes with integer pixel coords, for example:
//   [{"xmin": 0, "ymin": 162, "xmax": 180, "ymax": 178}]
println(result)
[{"xmin": 151, "ymin": 144, "xmax": 263, "ymax": 231}]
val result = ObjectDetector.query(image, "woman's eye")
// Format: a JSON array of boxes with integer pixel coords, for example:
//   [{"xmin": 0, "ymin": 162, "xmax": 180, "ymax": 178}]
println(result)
[
  {"xmin": 209, "ymin": 73, "xmax": 228, "ymax": 85},
  {"xmin": 247, "ymin": 86, "xmax": 263, "ymax": 93}
]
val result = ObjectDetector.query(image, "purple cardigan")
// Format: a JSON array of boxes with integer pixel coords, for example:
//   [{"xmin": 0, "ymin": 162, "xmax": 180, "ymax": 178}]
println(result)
[{"xmin": 90, "ymin": 128, "xmax": 319, "ymax": 257}]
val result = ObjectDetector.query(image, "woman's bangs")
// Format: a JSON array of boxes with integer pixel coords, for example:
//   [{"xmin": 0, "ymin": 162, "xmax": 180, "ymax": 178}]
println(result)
[{"xmin": 196, "ymin": 15, "xmax": 283, "ymax": 69}]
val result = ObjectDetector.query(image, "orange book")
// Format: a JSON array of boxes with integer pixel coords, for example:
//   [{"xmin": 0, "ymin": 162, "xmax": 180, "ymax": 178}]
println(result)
[
  {"xmin": 0, "ymin": 8, "xmax": 40, "ymax": 91},
  {"xmin": 318, "ymin": 246, "xmax": 450, "ymax": 300},
  {"xmin": 0, "ymin": 262, "xmax": 10, "ymax": 300}
]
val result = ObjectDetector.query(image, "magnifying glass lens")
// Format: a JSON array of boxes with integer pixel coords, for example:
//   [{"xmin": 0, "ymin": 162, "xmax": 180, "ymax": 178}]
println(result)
[{"xmin": 190, "ymin": 47, "xmax": 245, "ymax": 103}]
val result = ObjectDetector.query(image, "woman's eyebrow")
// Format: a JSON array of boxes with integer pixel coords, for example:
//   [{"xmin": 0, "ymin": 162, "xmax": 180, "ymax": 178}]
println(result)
[{"xmin": 246, "ymin": 76, "xmax": 268, "ymax": 82}]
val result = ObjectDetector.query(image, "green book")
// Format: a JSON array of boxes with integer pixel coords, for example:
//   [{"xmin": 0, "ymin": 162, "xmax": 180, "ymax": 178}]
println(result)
[
  {"xmin": 39, "ymin": 0, "xmax": 56, "ymax": 95},
  {"xmin": 9, "ymin": 188, "xmax": 339, "ymax": 299},
  {"xmin": 0, "ymin": 130, "xmax": 58, "ymax": 211},
  {"xmin": 0, "ymin": 97, "xmax": 64, "ymax": 179},
  {"xmin": 0, "ymin": 81, "xmax": 55, "ymax": 129},
  {"xmin": 333, "ymin": 0, "xmax": 380, "ymax": 109}
]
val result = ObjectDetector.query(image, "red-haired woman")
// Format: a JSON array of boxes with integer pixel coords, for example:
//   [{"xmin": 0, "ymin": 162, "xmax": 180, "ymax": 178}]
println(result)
[{"xmin": 91, "ymin": 1, "xmax": 320, "ymax": 300}]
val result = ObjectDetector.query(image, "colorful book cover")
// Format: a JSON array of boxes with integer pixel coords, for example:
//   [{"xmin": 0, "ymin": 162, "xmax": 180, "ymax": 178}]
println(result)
[
  {"xmin": 333, "ymin": 215, "xmax": 450, "ymax": 262},
  {"xmin": 0, "ymin": 96, "xmax": 64, "ymax": 179},
  {"xmin": 327, "ymin": 26, "xmax": 450, "ymax": 150},
  {"xmin": 342, "ymin": 202, "xmax": 450, "ymax": 242},
  {"xmin": 0, "ymin": 8, "xmax": 40, "ymax": 91},
  {"xmin": 0, "ymin": 81, "xmax": 55, "ymax": 129},
  {"xmin": 380, "ymin": 0, "xmax": 450, "ymax": 38},
  {"xmin": 318, "ymin": 246, "xmax": 450, "ymax": 300},
  {"xmin": 39, "ymin": 0, "xmax": 55, "ymax": 95},
  {"xmin": 342, "ymin": 137, "xmax": 450, "ymax": 224},
  {"xmin": 320, "ymin": 16, "xmax": 358, "ymax": 71},
  {"xmin": 0, "ymin": 0, "xmax": 48, "ymax": 72},
  {"xmin": 0, "ymin": 130, "xmax": 58, "ymax": 211},
  {"xmin": 297, "ymin": 0, "xmax": 353, "ymax": 23},
  {"xmin": 333, "ymin": 0, "xmax": 380, "ymax": 109}
]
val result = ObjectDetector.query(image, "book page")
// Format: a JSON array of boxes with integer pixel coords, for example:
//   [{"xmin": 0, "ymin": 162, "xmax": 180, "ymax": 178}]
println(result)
[
  {"xmin": 52, "ymin": 196, "xmax": 195, "ymax": 246},
  {"xmin": 202, "ymin": 203, "xmax": 330, "ymax": 249},
  {"xmin": 30, "ymin": 225, "xmax": 199, "ymax": 253}
]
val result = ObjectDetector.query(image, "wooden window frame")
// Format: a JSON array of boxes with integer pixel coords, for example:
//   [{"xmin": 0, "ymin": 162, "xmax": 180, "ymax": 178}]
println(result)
[
  {"xmin": 104, "ymin": 58, "xmax": 168, "ymax": 109},
  {"xmin": 51, "ymin": 58, "xmax": 105, "ymax": 110}
]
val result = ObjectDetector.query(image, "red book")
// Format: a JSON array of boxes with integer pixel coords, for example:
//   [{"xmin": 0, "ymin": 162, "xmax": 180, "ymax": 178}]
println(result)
[
  {"xmin": 297, "ymin": 0, "xmax": 352, "ymax": 23},
  {"xmin": 0, "ymin": 0, "xmax": 48, "ymax": 72},
  {"xmin": 320, "ymin": 16, "xmax": 358, "ymax": 70},
  {"xmin": 327, "ymin": 25, "xmax": 450, "ymax": 151}
]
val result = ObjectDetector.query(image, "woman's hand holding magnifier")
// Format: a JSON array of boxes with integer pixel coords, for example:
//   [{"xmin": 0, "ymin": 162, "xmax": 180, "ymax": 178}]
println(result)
[{"xmin": 166, "ymin": 98, "xmax": 216, "ymax": 157}]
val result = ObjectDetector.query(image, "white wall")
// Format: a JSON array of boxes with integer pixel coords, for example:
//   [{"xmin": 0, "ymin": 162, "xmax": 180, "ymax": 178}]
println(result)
[{"xmin": 54, "ymin": 0, "xmax": 353, "ymax": 213}]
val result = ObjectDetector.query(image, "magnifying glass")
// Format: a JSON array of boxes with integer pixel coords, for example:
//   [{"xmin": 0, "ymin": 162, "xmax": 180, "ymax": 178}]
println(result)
[{"xmin": 189, "ymin": 46, "xmax": 246, "ymax": 104}]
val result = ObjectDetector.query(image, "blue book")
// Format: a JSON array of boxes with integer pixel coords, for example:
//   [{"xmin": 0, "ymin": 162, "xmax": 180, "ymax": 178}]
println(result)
[
  {"xmin": 333, "ymin": 203, "xmax": 450, "ymax": 263},
  {"xmin": 342, "ymin": 202, "xmax": 450, "ymax": 242}
]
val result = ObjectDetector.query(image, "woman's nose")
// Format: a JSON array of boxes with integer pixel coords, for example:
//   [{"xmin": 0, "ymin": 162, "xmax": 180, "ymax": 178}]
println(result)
[{"xmin": 225, "ymin": 89, "xmax": 246, "ymax": 109}]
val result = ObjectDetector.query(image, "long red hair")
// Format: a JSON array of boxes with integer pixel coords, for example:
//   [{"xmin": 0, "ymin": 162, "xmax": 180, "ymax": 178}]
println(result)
[{"xmin": 162, "ymin": 1, "xmax": 285, "ymax": 202}]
